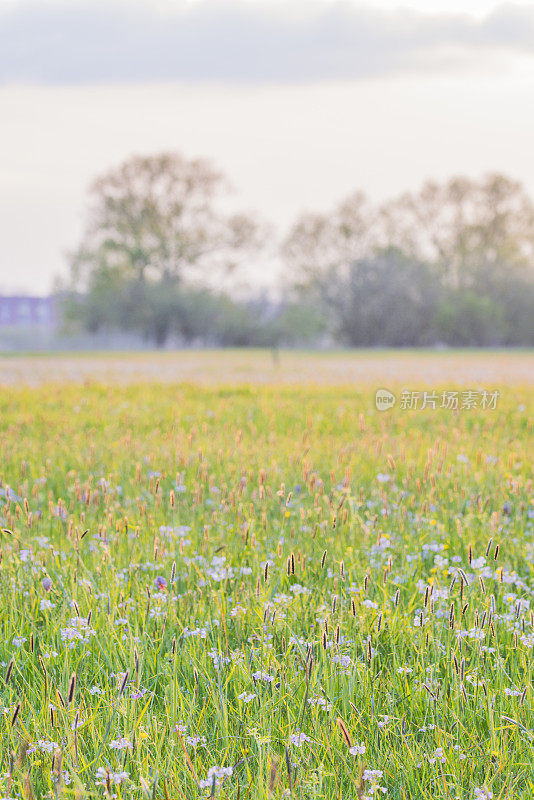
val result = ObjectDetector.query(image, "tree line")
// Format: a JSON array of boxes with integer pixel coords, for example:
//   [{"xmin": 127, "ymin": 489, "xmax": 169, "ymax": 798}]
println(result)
[{"xmin": 62, "ymin": 153, "xmax": 534, "ymax": 347}]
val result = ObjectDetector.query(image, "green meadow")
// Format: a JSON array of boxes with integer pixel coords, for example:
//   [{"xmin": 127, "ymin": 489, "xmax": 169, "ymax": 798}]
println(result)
[{"xmin": 0, "ymin": 379, "xmax": 532, "ymax": 799}]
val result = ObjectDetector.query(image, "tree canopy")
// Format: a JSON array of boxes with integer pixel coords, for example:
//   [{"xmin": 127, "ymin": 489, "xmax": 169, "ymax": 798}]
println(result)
[
  {"xmin": 283, "ymin": 173, "xmax": 534, "ymax": 346},
  {"xmin": 67, "ymin": 152, "xmax": 262, "ymax": 345},
  {"xmin": 71, "ymin": 152, "xmax": 260, "ymax": 285},
  {"xmin": 64, "ymin": 161, "xmax": 534, "ymax": 347}
]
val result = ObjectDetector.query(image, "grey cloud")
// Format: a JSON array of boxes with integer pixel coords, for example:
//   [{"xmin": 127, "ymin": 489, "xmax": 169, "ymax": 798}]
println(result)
[{"xmin": 0, "ymin": 1, "xmax": 533, "ymax": 85}]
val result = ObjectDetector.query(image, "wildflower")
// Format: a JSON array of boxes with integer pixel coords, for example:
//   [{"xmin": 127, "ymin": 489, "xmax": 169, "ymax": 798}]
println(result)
[
  {"xmin": 208, "ymin": 649, "xmax": 231, "ymax": 669},
  {"xmin": 428, "ymin": 747, "xmax": 446, "ymax": 764},
  {"xmin": 290, "ymin": 583, "xmax": 311, "ymax": 595},
  {"xmin": 252, "ymin": 671, "xmax": 274, "ymax": 682},
  {"xmin": 290, "ymin": 732, "xmax": 312, "ymax": 747},
  {"xmin": 413, "ymin": 613, "xmax": 429, "ymax": 627},
  {"xmin": 185, "ymin": 735, "xmax": 206, "ymax": 748},
  {"xmin": 474, "ymin": 789, "xmax": 493, "ymax": 800},
  {"xmin": 363, "ymin": 770, "xmax": 384, "ymax": 781},
  {"xmin": 130, "ymin": 687, "xmax": 147, "ymax": 700},
  {"xmin": 349, "ymin": 742, "xmax": 366, "ymax": 755},
  {"xmin": 237, "ymin": 692, "xmax": 256, "ymax": 703},
  {"xmin": 109, "ymin": 737, "xmax": 132, "ymax": 750},
  {"xmin": 95, "ymin": 768, "xmax": 129, "ymax": 786},
  {"xmin": 363, "ymin": 599, "xmax": 378, "ymax": 609},
  {"xmin": 60, "ymin": 617, "xmax": 96, "ymax": 648},
  {"xmin": 361, "ymin": 768, "xmax": 387, "ymax": 799},
  {"xmin": 452, "ymin": 745, "xmax": 467, "ymax": 760},
  {"xmin": 467, "ymin": 627, "xmax": 485, "ymax": 641},
  {"xmin": 331, "ymin": 654, "xmax": 351, "ymax": 669},
  {"xmin": 42, "ymin": 576, "xmax": 53, "ymax": 592},
  {"xmin": 28, "ymin": 739, "xmax": 59, "ymax": 754},
  {"xmin": 308, "ymin": 695, "xmax": 332, "ymax": 711},
  {"xmin": 183, "ymin": 626, "xmax": 208, "ymax": 639},
  {"xmin": 198, "ymin": 765, "xmax": 233, "ymax": 789}
]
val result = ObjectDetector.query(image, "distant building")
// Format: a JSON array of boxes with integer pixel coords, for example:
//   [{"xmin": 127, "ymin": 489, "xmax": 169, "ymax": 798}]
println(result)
[{"xmin": 0, "ymin": 296, "xmax": 57, "ymax": 328}]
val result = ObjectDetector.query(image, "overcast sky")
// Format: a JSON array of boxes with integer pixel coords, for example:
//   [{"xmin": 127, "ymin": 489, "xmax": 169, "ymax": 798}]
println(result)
[{"xmin": 1, "ymin": 0, "xmax": 534, "ymax": 293}]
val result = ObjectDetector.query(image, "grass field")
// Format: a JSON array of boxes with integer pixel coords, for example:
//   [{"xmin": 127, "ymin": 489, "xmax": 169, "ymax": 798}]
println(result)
[{"xmin": 0, "ymin": 365, "xmax": 533, "ymax": 798}]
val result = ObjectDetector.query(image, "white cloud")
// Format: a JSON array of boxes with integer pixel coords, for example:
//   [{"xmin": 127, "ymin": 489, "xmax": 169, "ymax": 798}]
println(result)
[{"xmin": 0, "ymin": 1, "xmax": 533, "ymax": 85}]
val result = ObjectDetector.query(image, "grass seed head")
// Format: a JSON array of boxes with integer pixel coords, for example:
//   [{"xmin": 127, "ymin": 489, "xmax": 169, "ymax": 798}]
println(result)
[
  {"xmin": 68, "ymin": 672, "xmax": 76, "ymax": 704},
  {"xmin": 5, "ymin": 658, "xmax": 14, "ymax": 684},
  {"xmin": 336, "ymin": 717, "xmax": 352, "ymax": 749},
  {"xmin": 11, "ymin": 703, "xmax": 20, "ymax": 727}
]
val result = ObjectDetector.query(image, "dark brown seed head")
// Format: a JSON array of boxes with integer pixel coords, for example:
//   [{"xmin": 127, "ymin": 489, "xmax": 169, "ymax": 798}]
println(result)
[
  {"xmin": 337, "ymin": 717, "xmax": 352, "ymax": 749},
  {"xmin": 11, "ymin": 703, "xmax": 20, "ymax": 726},
  {"xmin": 68, "ymin": 673, "xmax": 76, "ymax": 704},
  {"xmin": 119, "ymin": 670, "xmax": 129, "ymax": 697}
]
